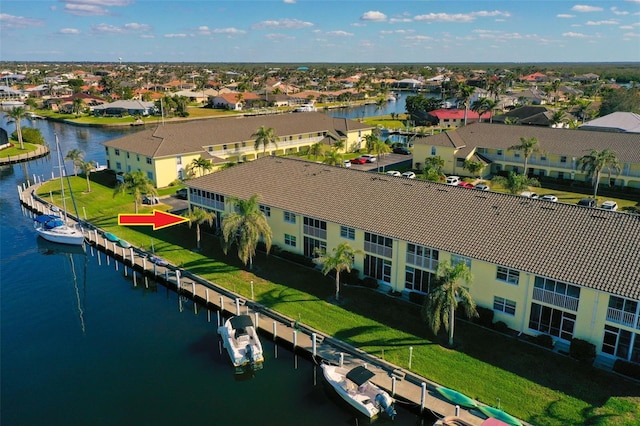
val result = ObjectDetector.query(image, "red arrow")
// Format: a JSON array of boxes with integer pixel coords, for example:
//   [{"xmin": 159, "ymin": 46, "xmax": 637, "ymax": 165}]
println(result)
[{"xmin": 118, "ymin": 210, "xmax": 189, "ymax": 230}]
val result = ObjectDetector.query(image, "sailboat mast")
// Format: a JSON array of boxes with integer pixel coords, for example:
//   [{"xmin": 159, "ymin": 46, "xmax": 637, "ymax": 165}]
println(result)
[{"xmin": 54, "ymin": 134, "xmax": 69, "ymax": 225}]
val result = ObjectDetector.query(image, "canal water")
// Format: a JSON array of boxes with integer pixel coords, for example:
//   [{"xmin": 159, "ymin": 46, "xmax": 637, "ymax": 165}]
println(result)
[{"xmin": 0, "ymin": 117, "xmax": 427, "ymax": 425}]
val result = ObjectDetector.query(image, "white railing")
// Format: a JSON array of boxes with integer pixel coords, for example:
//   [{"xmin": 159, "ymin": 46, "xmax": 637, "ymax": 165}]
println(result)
[
  {"xmin": 191, "ymin": 195, "xmax": 224, "ymax": 211},
  {"xmin": 532, "ymin": 287, "xmax": 579, "ymax": 311},
  {"xmin": 213, "ymin": 135, "xmax": 325, "ymax": 156},
  {"xmin": 606, "ymin": 307, "xmax": 640, "ymax": 329}
]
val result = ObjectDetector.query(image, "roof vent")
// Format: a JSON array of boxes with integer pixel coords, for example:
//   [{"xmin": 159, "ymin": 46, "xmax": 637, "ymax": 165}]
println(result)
[
  {"xmin": 437, "ymin": 188, "xmax": 449, "ymax": 192},
  {"xmin": 540, "ymin": 206, "xmax": 556, "ymax": 211}
]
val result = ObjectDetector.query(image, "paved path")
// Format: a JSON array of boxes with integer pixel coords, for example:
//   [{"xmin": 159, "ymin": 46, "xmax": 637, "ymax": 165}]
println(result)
[{"xmin": 18, "ymin": 182, "xmax": 528, "ymax": 426}]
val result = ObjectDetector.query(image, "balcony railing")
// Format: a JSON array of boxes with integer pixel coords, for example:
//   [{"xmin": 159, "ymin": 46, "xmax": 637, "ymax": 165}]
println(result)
[
  {"xmin": 303, "ymin": 225, "xmax": 326, "ymax": 240},
  {"xmin": 212, "ymin": 136, "xmax": 325, "ymax": 156},
  {"xmin": 532, "ymin": 287, "xmax": 579, "ymax": 311},
  {"xmin": 190, "ymin": 195, "xmax": 224, "ymax": 211},
  {"xmin": 364, "ymin": 242, "xmax": 393, "ymax": 259},
  {"xmin": 606, "ymin": 307, "xmax": 640, "ymax": 329}
]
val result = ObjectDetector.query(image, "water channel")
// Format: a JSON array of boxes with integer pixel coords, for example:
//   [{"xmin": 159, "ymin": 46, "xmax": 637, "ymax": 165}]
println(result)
[{"xmin": 0, "ymin": 115, "xmax": 429, "ymax": 425}]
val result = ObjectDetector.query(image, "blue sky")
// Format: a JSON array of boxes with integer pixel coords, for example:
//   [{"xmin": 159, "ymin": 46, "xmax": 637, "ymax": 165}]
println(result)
[{"xmin": 1, "ymin": 1, "xmax": 639, "ymax": 63}]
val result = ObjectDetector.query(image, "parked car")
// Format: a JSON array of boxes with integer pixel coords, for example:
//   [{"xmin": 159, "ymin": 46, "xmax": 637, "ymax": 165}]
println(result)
[
  {"xmin": 350, "ymin": 157, "xmax": 368, "ymax": 164},
  {"xmin": 360, "ymin": 154, "xmax": 377, "ymax": 163},
  {"xmin": 401, "ymin": 171, "xmax": 416, "ymax": 179},
  {"xmin": 540, "ymin": 195, "xmax": 558, "ymax": 202},
  {"xmin": 600, "ymin": 201, "xmax": 618, "ymax": 211},
  {"xmin": 142, "ymin": 195, "xmax": 159, "ymax": 205},
  {"xmin": 577, "ymin": 198, "xmax": 597, "ymax": 208},
  {"xmin": 474, "ymin": 183, "xmax": 490, "ymax": 191},
  {"xmin": 175, "ymin": 188, "xmax": 188, "ymax": 199},
  {"xmin": 342, "ymin": 160, "xmax": 351, "ymax": 168},
  {"xmin": 393, "ymin": 146, "xmax": 411, "ymax": 155},
  {"xmin": 458, "ymin": 182, "xmax": 474, "ymax": 189},
  {"xmin": 386, "ymin": 170, "xmax": 402, "ymax": 177},
  {"xmin": 446, "ymin": 176, "xmax": 460, "ymax": 186},
  {"xmin": 520, "ymin": 191, "xmax": 539, "ymax": 199}
]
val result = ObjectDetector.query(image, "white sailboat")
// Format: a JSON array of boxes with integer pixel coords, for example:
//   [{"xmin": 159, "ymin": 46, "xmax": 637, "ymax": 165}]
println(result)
[{"xmin": 34, "ymin": 134, "xmax": 85, "ymax": 246}]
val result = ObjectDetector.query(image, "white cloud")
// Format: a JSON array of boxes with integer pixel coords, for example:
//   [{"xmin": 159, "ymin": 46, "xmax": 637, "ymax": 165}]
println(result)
[
  {"xmin": 0, "ymin": 13, "xmax": 45, "ymax": 28},
  {"xmin": 361, "ymin": 11, "xmax": 387, "ymax": 22},
  {"xmin": 283, "ymin": 0, "xmax": 296, "ymax": 3},
  {"xmin": 557, "ymin": 14, "xmax": 575, "ymax": 18},
  {"xmin": 61, "ymin": 0, "xmax": 133, "ymax": 16},
  {"xmin": 212, "ymin": 27, "xmax": 246, "ymax": 35},
  {"xmin": 326, "ymin": 30, "xmax": 353, "ymax": 37},
  {"xmin": 265, "ymin": 33, "xmax": 294, "ymax": 40},
  {"xmin": 414, "ymin": 10, "xmax": 510, "ymax": 23},
  {"xmin": 571, "ymin": 5, "xmax": 604, "ymax": 12},
  {"xmin": 586, "ymin": 20, "xmax": 619, "ymax": 25},
  {"xmin": 164, "ymin": 33, "xmax": 188, "ymax": 38},
  {"xmin": 611, "ymin": 7, "xmax": 629, "ymax": 15},
  {"xmin": 623, "ymin": 31, "xmax": 640, "ymax": 37},
  {"xmin": 91, "ymin": 22, "xmax": 151, "ymax": 34},
  {"xmin": 252, "ymin": 18, "xmax": 314, "ymax": 30},
  {"xmin": 59, "ymin": 28, "xmax": 81, "ymax": 34},
  {"xmin": 124, "ymin": 22, "xmax": 151, "ymax": 32},
  {"xmin": 389, "ymin": 18, "xmax": 413, "ymax": 23},
  {"xmin": 562, "ymin": 31, "xmax": 589, "ymax": 38}
]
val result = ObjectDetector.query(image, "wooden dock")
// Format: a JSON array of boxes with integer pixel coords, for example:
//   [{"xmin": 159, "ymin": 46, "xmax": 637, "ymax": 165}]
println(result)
[{"xmin": 18, "ymin": 182, "xmax": 527, "ymax": 426}]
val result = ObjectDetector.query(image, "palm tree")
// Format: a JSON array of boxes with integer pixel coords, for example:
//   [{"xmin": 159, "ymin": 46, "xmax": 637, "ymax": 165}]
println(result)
[
  {"xmin": 221, "ymin": 194, "xmax": 272, "ymax": 270},
  {"xmin": 252, "ymin": 126, "xmax": 278, "ymax": 157},
  {"xmin": 491, "ymin": 171, "xmax": 540, "ymax": 194},
  {"xmin": 364, "ymin": 133, "xmax": 379, "ymax": 153},
  {"xmin": 463, "ymin": 160, "xmax": 484, "ymax": 178},
  {"xmin": 457, "ymin": 83, "xmax": 476, "ymax": 126},
  {"xmin": 5, "ymin": 106, "xmax": 27, "ymax": 149},
  {"xmin": 508, "ymin": 137, "xmax": 540, "ymax": 176},
  {"xmin": 422, "ymin": 261, "xmax": 477, "ymax": 347},
  {"xmin": 72, "ymin": 98, "xmax": 85, "ymax": 117},
  {"xmin": 373, "ymin": 140, "xmax": 391, "ymax": 172},
  {"xmin": 308, "ymin": 142, "xmax": 324, "ymax": 160},
  {"xmin": 113, "ymin": 170, "xmax": 157, "ymax": 214},
  {"xmin": 188, "ymin": 207, "xmax": 215, "ymax": 251},
  {"xmin": 79, "ymin": 160, "xmax": 95, "ymax": 192},
  {"xmin": 578, "ymin": 149, "xmax": 621, "ymax": 198},
  {"xmin": 65, "ymin": 149, "xmax": 84, "ymax": 176},
  {"xmin": 314, "ymin": 242, "xmax": 363, "ymax": 301},
  {"xmin": 322, "ymin": 148, "xmax": 343, "ymax": 167},
  {"xmin": 190, "ymin": 157, "xmax": 213, "ymax": 177}
]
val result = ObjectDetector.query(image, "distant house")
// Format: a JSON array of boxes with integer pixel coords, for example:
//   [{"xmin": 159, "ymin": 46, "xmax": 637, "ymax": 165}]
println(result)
[
  {"xmin": 426, "ymin": 108, "xmax": 492, "ymax": 128},
  {"xmin": 93, "ymin": 100, "xmax": 156, "ymax": 117},
  {"xmin": 519, "ymin": 72, "xmax": 549, "ymax": 83},
  {"xmin": 493, "ymin": 106, "xmax": 563, "ymax": 127},
  {"xmin": 0, "ymin": 86, "xmax": 26, "ymax": 101},
  {"xmin": 391, "ymin": 78, "xmax": 424, "ymax": 90},
  {"xmin": 579, "ymin": 112, "xmax": 640, "ymax": 133}
]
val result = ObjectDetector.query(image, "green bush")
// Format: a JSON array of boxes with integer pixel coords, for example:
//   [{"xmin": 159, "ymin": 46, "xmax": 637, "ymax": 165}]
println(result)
[
  {"xmin": 361, "ymin": 277, "xmax": 379, "ymax": 289},
  {"xmin": 613, "ymin": 359, "xmax": 640, "ymax": 380},
  {"xmin": 533, "ymin": 334, "xmax": 555, "ymax": 349},
  {"xmin": 474, "ymin": 306, "xmax": 495, "ymax": 328},
  {"xmin": 569, "ymin": 338, "xmax": 596, "ymax": 363},
  {"xmin": 408, "ymin": 291, "xmax": 427, "ymax": 305},
  {"xmin": 493, "ymin": 321, "xmax": 509, "ymax": 333},
  {"xmin": 277, "ymin": 250, "xmax": 315, "ymax": 268}
]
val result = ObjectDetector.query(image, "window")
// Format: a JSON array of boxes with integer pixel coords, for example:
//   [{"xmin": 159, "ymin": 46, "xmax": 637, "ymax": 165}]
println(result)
[
  {"xmin": 529, "ymin": 303, "xmax": 576, "ymax": 341},
  {"xmin": 146, "ymin": 157, "xmax": 152, "ymax": 165},
  {"xmin": 137, "ymin": 155, "xmax": 140, "ymax": 162},
  {"xmin": 303, "ymin": 217, "xmax": 327, "ymax": 239},
  {"xmin": 126, "ymin": 152, "xmax": 130, "ymax": 158},
  {"xmin": 514, "ymin": 152, "xmax": 520, "ymax": 158},
  {"xmin": 560, "ymin": 156, "xmax": 567, "ymax": 163},
  {"xmin": 364, "ymin": 254, "xmax": 391, "ymax": 283},
  {"xmin": 303, "ymin": 236, "xmax": 325, "ymax": 257},
  {"xmin": 284, "ymin": 234, "xmax": 296, "ymax": 247},
  {"xmin": 340, "ymin": 226, "xmax": 355, "ymax": 240},
  {"xmin": 494, "ymin": 297, "xmax": 516, "ymax": 316},
  {"xmin": 406, "ymin": 244, "xmax": 438, "ymax": 270},
  {"xmin": 223, "ymin": 144, "xmax": 228, "ymax": 150},
  {"xmin": 115, "ymin": 162, "xmax": 122, "ymax": 170},
  {"xmin": 176, "ymin": 156, "xmax": 182, "ymax": 165},
  {"xmin": 405, "ymin": 267, "xmax": 436, "ymax": 293},
  {"xmin": 497, "ymin": 149, "xmax": 503, "ymax": 156},
  {"xmin": 284, "ymin": 211, "xmax": 296, "ymax": 224},
  {"xmin": 533, "ymin": 276, "xmax": 580, "ymax": 311},
  {"xmin": 541, "ymin": 155, "xmax": 547, "ymax": 161},
  {"xmin": 259, "ymin": 205, "xmax": 271, "ymax": 217},
  {"xmin": 431, "ymin": 147, "xmax": 437, "ymax": 156},
  {"xmin": 147, "ymin": 171, "xmax": 153, "ymax": 180},
  {"xmin": 497, "ymin": 266, "xmax": 519, "ymax": 285},
  {"xmin": 114, "ymin": 149, "xmax": 120, "ymax": 156},
  {"xmin": 451, "ymin": 254, "xmax": 471, "ymax": 270},
  {"xmin": 105, "ymin": 147, "xmax": 109, "ymax": 155},
  {"xmin": 364, "ymin": 232, "xmax": 393, "ymax": 258},
  {"xmin": 602, "ymin": 326, "xmax": 640, "ymax": 364}
]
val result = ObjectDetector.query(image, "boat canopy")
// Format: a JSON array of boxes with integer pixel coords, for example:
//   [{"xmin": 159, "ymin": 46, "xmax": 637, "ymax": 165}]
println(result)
[
  {"xmin": 229, "ymin": 315, "xmax": 254, "ymax": 330},
  {"xmin": 346, "ymin": 366, "xmax": 375, "ymax": 386},
  {"xmin": 34, "ymin": 215, "xmax": 65, "ymax": 229}
]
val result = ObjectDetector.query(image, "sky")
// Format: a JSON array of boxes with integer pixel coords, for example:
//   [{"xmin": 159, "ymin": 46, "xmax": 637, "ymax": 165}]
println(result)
[{"xmin": 1, "ymin": 0, "xmax": 639, "ymax": 63}]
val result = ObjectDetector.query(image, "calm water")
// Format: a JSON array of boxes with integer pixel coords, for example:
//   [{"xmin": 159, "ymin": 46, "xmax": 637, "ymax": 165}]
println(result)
[{"xmin": 0, "ymin": 117, "xmax": 425, "ymax": 425}]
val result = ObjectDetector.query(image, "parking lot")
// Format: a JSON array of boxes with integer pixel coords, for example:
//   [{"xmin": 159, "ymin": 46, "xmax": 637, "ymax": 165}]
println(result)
[{"xmin": 347, "ymin": 153, "xmax": 413, "ymax": 172}]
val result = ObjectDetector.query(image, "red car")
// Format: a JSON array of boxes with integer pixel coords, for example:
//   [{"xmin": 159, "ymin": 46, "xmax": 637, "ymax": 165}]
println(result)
[
  {"xmin": 458, "ymin": 182, "xmax": 475, "ymax": 189},
  {"xmin": 350, "ymin": 157, "xmax": 368, "ymax": 164}
]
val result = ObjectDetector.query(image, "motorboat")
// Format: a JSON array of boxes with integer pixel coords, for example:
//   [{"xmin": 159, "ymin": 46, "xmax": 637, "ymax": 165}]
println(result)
[
  {"xmin": 321, "ymin": 363, "xmax": 396, "ymax": 419},
  {"xmin": 34, "ymin": 214, "xmax": 85, "ymax": 246},
  {"xmin": 294, "ymin": 103, "xmax": 317, "ymax": 112},
  {"xmin": 217, "ymin": 315, "xmax": 264, "ymax": 370}
]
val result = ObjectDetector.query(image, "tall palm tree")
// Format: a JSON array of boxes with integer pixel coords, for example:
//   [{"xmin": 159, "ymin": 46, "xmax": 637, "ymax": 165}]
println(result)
[
  {"xmin": 221, "ymin": 194, "xmax": 272, "ymax": 270},
  {"xmin": 491, "ymin": 171, "xmax": 540, "ymax": 194},
  {"xmin": 79, "ymin": 160, "xmax": 95, "ymax": 193},
  {"xmin": 422, "ymin": 261, "xmax": 477, "ymax": 347},
  {"xmin": 578, "ymin": 149, "xmax": 621, "ymax": 198},
  {"xmin": 113, "ymin": 170, "xmax": 157, "ymax": 214},
  {"xmin": 373, "ymin": 140, "xmax": 391, "ymax": 172},
  {"xmin": 457, "ymin": 83, "xmax": 476, "ymax": 126},
  {"xmin": 322, "ymin": 148, "xmax": 343, "ymax": 167},
  {"xmin": 5, "ymin": 106, "xmax": 27, "ymax": 149},
  {"xmin": 190, "ymin": 157, "xmax": 213, "ymax": 177},
  {"xmin": 65, "ymin": 149, "xmax": 84, "ymax": 176},
  {"xmin": 72, "ymin": 98, "xmax": 85, "ymax": 117},
  {"xmin": 188, "ymin": 207, "xmax": 215, "ymax": 251},
  {"xmin": 308, "ymin": 142, "xmax": 324, "ymax": 160},
  {"xmin": 508, "ymin": 137, "xmax": 540, "ymax": 176},
  {"xmin": 314, "ymin": 242, "xmax": 363, "ymax": 301},
  {"xmin": 252, "ymin": 126, "xmax": 278, "ymax": 157}
]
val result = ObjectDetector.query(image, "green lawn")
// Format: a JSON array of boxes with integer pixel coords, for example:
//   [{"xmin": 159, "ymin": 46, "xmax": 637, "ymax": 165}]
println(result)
[
  {"xmin": 35, "ymin": 174, "xmax": 640, "ymax": 426},
  {"xmin": 0, "ymin": 142, "xmax": 40, "ymax": 158}
]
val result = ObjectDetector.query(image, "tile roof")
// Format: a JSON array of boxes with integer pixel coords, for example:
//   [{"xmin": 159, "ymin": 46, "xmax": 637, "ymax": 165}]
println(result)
[
  {"xmin": 102, "ymin": 112, "xmax": 374, "ymax": 158},
  {"xmin": 414, "ymin": 123, "xmax": 640, "ymax": 163},
  {"xmin": 187, "ymin": 156, "xmax": 640, "ymax": 300}
]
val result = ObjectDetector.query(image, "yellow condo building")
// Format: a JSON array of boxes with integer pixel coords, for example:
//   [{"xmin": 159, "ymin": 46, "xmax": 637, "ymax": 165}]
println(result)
[
  {"xmin": 186, "ymin": 156, "xmax": 640, "ymax": 368},
  {"xmin": 102, "ymin": 112, "xmax": 374, "ymax": 188}
]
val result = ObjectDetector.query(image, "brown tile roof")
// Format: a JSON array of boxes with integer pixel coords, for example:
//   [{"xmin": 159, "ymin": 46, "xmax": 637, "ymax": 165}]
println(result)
[
  {"xmin": 188, "ymin": 156, "xmax": 640, "ymax": 299},
  {"xmin": 414, "ymin": 123, "xmax": 640, "ymax": 163},
  {"xmin": 102, "ymin": 113, "xmax": 373, "ymax": 158}
]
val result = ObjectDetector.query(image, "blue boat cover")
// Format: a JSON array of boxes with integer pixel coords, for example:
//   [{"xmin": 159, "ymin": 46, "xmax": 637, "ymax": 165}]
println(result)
[{"xmin": 34, "ymin": 215, "xmax": 64, "ymax": 229}]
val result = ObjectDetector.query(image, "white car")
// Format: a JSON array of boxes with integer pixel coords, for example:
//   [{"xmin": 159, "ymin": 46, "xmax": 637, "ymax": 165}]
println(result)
[
  {"xmin": 402, "ymin": 171, "xmax": 416, "ymax": 179},
  {"xmin": 474, "ymin": 183, "xmax": 490, "ymax": 191},
  {"xmin": 342, "ymin": 160, "xmax": 351, "ymax": 168},
  {"xmin": 520, "ymin": 191, "xmax": 539, "ymax": 199},
  {"xmin": 386, "ymin": 170, "xmax": 401, "ymax": 177},
  {"xmin": 361, "ymin": 154, "xmax": 377, "ymax": 163},
  {"xmin": 540, "ymin": 195, "xmax": 558, "ymax": 202},
  {"xmin": 446, "ymin": 175, "xmax": 460, "ymax": 186},
  {"xmin": 601, "ymin": 201, "xmax": 618, "ymax": 211}
]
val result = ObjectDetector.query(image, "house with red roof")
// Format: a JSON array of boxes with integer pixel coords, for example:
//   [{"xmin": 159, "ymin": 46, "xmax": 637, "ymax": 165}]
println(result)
[{"xmin": 427, "ymin": 109, "xmax": 492, "ymax": 128}]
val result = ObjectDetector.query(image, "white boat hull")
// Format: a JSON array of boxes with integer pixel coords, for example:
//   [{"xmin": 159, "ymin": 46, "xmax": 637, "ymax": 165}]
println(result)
[
  {"xmin": 34, "ymin": 222, "xmax": 85, "ymax": 246},
  {"xmin": 217, "ymin": 315, "xmax": 264, "ymax": 369}
]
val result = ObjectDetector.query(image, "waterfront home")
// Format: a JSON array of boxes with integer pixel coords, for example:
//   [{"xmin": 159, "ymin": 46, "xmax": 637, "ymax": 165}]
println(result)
[
  {"xmin": 185, "ymin": 156, "xmax": 640, "ymax": 368},
  {"xmin": 102, "ymin": 112, "xmax": 373, "ymax": 187},
  {"xmin": 93, "ymin": 100, "xmax": 156, "ymax": 117},
  {"xmin": 412, "ymin": 123, "xmax": 640, "ymax": 189}
]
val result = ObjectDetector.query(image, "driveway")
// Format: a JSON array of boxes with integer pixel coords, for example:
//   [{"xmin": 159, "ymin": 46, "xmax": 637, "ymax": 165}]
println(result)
[{"xmin": 160, "ymin": 194, "xmax": 189, "ymax": 214}]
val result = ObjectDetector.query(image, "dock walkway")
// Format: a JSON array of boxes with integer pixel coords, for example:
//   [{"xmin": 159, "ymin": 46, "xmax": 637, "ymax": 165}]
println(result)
[{"xmin": 18, "ymin": 181, "xmax": 527, "ymax": 426}]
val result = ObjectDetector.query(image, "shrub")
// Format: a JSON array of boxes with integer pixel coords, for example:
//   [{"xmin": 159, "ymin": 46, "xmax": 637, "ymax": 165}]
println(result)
[
  {"xmin": 613, "ymin": 360, "xmax": 640, "ymax": 380},
  {"xmin": 474, "ymin": 306, "xmax": 494, "ymax": 328},
  {"xmin": 533, "ymin": 334, "xmax": 554, "ymax": 349},
  {"xmin": 493, "ymin": 321, "xmax": 509, "ymax": 333},
  {"xmin": 569, "ymin": 338, "xmax": 596, "ymax": 363},
  {"xmin": 361, "ymin": 277, "xmax": 379, "ymax": 289},
  {"xmin": 278, "ymin": 250, "xmax": 315, "ymax": 268},
  {"xmin": 408, "ymin": 291, "xmax": 427, "ymax": 305}
]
